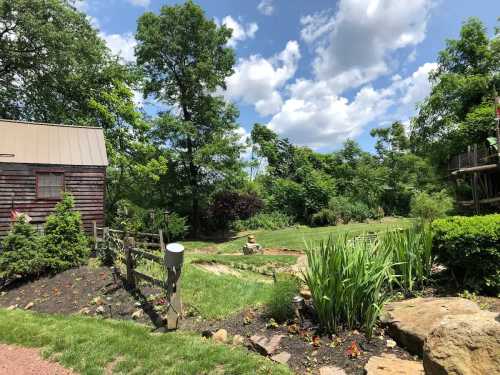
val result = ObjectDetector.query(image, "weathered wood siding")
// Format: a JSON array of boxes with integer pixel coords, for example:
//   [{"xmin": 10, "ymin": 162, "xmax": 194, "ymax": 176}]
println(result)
[{"xmin": 0, "ymin": 163, "xmax": 105, "ymax": 236}]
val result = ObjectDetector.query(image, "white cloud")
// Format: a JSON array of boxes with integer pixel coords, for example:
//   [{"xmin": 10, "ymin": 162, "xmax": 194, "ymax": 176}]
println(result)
[
  {"xmin": 258, "ymin": 0, "xmax": 274, "ymax": 16},
  {"xmin": 128, "ymin": 0, "xmax": 150, "ymax": 7},
  {"xmin": 303, "ymin": 0, "xmax": 434, "ymax": 93},
  {"xmin": 73, "ymin": 0, "xmax": 88, "ymax": 12},
  {"xmin": 100, "ymin": 32, "xmax": 137, "ymax": 63},
  {"xmin": 223, "ymin": 41, "xmax": 300, "ymax": 116},
  {"xmin": 221, "ymin": 16, "xmax": 258, "ymax": 48},
  {"xmin": 267, "ymin": 62, "xmax": 435, "ymax": 149}
]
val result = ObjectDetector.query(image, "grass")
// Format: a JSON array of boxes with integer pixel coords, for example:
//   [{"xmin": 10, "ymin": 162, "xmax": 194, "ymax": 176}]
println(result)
[
  {"xmin": 0, "ymin": 309, "xmax": 291, "ymax": 375},
  {"xmin": 137, "ymin": 254, "xmax": 277, "ymax": 319},
  {"xmin": 216, "ymin": 217, "xmax": 411, "ymax": 253},
  {"xmin": 189, "ymin": 254, "xmax": 297, "ymax": 267}
]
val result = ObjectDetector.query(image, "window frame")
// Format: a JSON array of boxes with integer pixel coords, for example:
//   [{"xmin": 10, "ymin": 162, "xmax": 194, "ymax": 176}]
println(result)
[{"xmin": 35, "ymin": 169, "xmax": 65, "ymax": 201}]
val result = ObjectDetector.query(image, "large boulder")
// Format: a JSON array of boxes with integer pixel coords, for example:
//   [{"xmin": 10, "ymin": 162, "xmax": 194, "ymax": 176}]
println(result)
[
  {"xmin": 380, "ymin": 297, "xmax": 480, "ymax": 355},
  {"xmin": 423, "ymin": 311, "xmax": 500, "ymax": 375}
]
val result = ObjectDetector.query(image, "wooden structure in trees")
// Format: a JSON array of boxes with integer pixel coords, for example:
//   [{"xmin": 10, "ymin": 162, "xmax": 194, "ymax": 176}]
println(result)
[
  {"xmin": 449, "ymin": 139, "xmax": 500, "ymax": 213},
  {"xmin": 0, "ymin": 119, "xmax": 108, "ymax": 236}
]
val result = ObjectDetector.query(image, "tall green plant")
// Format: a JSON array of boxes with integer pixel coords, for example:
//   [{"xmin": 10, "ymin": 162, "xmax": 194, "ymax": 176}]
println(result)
[
  {"xmin": 380, "ymin": 225, "xmax": 433, "ymax": 294},
  {"xmin": 304, "ymin": 235, "xmax": 393, "ymax": 338},
  {"xmin": 42, "ymin": 193, "xmax": 89, "ymax": 273}
]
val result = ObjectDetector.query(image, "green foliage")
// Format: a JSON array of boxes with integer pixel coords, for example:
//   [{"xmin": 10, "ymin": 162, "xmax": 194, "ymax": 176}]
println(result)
[
  {"xmin": 328, "ymin": 197, "xmax": 374, "ymax": 224},
  {"xmin": 410, "ymin": 190, "xmax": 454, "ymax": 222},
  {"xmin": 310, "ymin": 208, "xmax": 338, "ymax": 227},
  {"xmin": 432, "ymin": 214, "xmax": 500, "ymax": 294},
  {"xmin": 0, "ymin": 218, "xmax": 42, "ymax": 279},
  {"xmin": 136, "ymin": 1, "xmax": 242, "ymax": 235},
  {"xmin": 304, "ymin": 235, "xmax": 393, "ymax": 337},
  {"xmin": 233, "ymin": 212, "xmax": 294, "ymax": 231},
  {"xmin": 267, "ymin": 274, "xmax": 300, "ymax": 323},
  {"xmin": 380, "ymin": 225, "xmax": 434, "ymax": 294},
  {"xmin": 41, "ymin": 194, "xmax": 90, "ymax": 273},
  {"xmin": 151, "ymin": 210, "xmax": 189, "ymax": 241}
]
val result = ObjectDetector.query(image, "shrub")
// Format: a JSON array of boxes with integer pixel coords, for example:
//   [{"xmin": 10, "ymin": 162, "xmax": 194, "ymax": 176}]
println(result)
[
  {"xmin": 41, "ymin": 194, "xmax": 90, "ymax": 273},
  {"xmin": 380, "ymin": 225, "xmax": 433, "ymax": 294},
  {"xmin": 328, "ymin": 197, "xmax": 373, "ymax": 224},
  {"xmin": 0, "ymin": 217, "xmax": 43, "ymax": 279},
  {"xmin": 150, "ymin": 210, "xmax": 189, "ymax": 241},
  {"xmin": 310, "ymin": 208, "xmax": 337, "ymax": 226},
  {"xmin": 112, "ymin": 199, "xmax": 146, "ymax": 233},
  {"xmin": 209, "ymin": 191, "xmax": 264, "ymax": 229},
  {"xmin": 410, "ymin": 190, "xmax": 453, "ymax": 222},
  {"xmin": 232, "ymin": 212, "xmax": 294, "ymax": 231},
  {"xmin": 304, "ymin": 235, "xmax": 393, "ymax": 337},
  {"xmin": 267, "ymin": 273, "xmax": 300, "ymax": 323},
  {"xmin": 432, "ymin": 214, "xmax": 500, "ymax": 294}
]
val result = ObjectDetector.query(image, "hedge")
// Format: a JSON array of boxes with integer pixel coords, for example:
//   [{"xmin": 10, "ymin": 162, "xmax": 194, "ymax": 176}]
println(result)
[{"xmin": 432, "ymin": 214, "xmax": 500, "ymax": 294}]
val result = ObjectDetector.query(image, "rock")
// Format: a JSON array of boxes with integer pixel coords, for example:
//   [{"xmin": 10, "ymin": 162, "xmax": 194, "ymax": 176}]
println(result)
[
  {"xmin": 24, "ymin": 302, "xmax": 34, "ymax": 310},
  {"xmin": 247, "ymin": 235, "xmax": 257, "ymax": 244},
  {"xmin": 299, "ymin": 289, "xmax": 312, "ymax": 300},
  {"xmin": 77, "ymin": 307, "xmax": 91, "ymax": 315},
  {"xmin": 242, "ymin": 243, "xmax": 263, "ymax": 255},
  {"xmin": 380, "ymin": 297, "xmax": 480, "ymax": 355},
  {"xmin": 232, "ymin": 334, "xmax": 244, "ymax": 346},
  {"xmin": 212, "ymin": 329, "xmax": 228, "ymax": 343},
  {"xmin": 250, "ymin": 334, "xmax": 284, "ymax": 356},
  {"xmin": 365, "ymin": 354, "xmax": 424, "ymax": 375},
  {"xmin": 131, "ymin": 309, "xmax": 144, "ymax": 320},
  {"xmin": 423, "ymin": 311, "xmax": 500, "ymax": 375},
  {"xmin": 95, "ymin": 305, "xmax": 106, "ymax": 314},
  {"xmin": 319, "ymin": 366, "xmax": 346, "ymax": 375},
  {"xmin": 6, "ymin": 304, "xmax": 18, "ymax": 311},
  {"xmin": 386, "ymin": 339, "xmax": 397, "ymax": 349},
  {"xmin": 270, "ymin": 352, "xmax": 291, "ymax": 364}
]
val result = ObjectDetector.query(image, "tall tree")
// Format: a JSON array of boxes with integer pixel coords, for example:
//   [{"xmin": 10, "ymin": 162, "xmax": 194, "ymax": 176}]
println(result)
[
  {"xmin": 135, "ymin": 1, "xmax": 243, "ymax": 235},
  {"xmin": 411, "ymin": 17, "xmax": 500, "ymax": 164}
]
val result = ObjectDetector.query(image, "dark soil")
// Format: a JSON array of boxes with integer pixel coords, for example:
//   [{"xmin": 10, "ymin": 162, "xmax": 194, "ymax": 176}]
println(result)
[
  {"xmin": 180, "ymin": 309, "xmax": 418, "ymax": 375},
  {"xmin": 0, "ymin": 265, "xmax": 165, "ymax": 328}
]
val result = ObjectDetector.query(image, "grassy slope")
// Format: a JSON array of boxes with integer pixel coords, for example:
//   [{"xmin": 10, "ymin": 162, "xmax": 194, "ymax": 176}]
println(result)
[
  {"xmin": 215, "ymin": 218, "xmax": 411, "ymax": 253},
  {"xmin": 0, "ymin": 309, "xmax": 290, "ymax": 375}
]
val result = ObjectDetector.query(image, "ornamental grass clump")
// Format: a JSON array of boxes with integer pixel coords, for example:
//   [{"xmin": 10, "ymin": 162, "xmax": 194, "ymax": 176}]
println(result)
[
  {"xmin": 380, "ymin": 225, "xmax": 433, "ymax": 295},
  {"xmin": 304, "ymin": 235, "xmax": 393, "ymax": 338}
]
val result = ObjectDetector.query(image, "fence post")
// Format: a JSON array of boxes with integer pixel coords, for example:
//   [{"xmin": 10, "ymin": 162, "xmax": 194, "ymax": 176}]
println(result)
[
  {"xmin": 92, "ymin": 221, "xmax": 97, "ymax": 250},
  {"xmin": 124, "ymin": 236, "xmax": 136, "ymax": 290}
]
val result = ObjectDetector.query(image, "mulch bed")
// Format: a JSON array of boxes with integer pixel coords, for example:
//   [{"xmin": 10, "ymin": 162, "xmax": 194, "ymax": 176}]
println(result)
[{"xmin": 181, "ymin": 309, "xmax": 418, "ymax": 375}]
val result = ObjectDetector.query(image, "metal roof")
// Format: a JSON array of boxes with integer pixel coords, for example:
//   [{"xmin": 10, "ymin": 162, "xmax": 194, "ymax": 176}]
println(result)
[{"xmin": 0, "ymin": 119, "xmax": 108, "ymax": 166}]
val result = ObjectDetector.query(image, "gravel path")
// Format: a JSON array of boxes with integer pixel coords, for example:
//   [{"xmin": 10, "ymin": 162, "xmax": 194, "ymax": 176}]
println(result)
[{"xmin": 0, "ymin": 344, "xmax": 77, "ymax": 375}]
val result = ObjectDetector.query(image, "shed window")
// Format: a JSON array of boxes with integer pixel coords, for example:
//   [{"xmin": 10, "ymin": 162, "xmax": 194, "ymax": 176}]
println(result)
[{"xmin": 37, "ymin": 172, "xmax": 64, "ymax": 199}]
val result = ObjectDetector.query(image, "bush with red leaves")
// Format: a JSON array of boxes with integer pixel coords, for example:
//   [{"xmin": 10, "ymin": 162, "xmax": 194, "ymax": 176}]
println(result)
[{"xmin": 208, "ymin": 191, "xmax": 264, "ymax": 230}]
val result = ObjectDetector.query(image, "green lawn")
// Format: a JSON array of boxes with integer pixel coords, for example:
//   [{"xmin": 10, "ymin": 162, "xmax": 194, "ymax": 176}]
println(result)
[
  {"xmin": 215, "ymin": 218, "xmax": 411, "ymax": 253},
  {"xmin": 0, "ymin": 309, "xmax": 290, "ymax": 375}
]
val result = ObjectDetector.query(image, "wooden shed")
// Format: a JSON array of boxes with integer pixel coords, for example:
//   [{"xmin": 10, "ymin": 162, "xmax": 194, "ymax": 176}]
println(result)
[{"xmin": 0, "ymin": 119, "xmax": 108, "ymax": 236}]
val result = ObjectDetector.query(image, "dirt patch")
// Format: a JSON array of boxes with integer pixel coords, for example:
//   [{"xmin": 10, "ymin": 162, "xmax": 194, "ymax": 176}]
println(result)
[
  {"xmin": 263, "ymin": 248, "xmax": 304, "ymax": 256},
  {"xmin": 193, "ymin": 262, "xmax": 242, "ymax": 277},
  {"xmin": 0, "ymin": 344, "xmax": 77, "ymax": 375}
]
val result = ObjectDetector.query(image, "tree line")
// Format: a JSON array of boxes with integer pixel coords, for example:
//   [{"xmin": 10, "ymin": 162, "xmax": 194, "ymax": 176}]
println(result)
[{"xmin": 1, "ymin": 1, "xmax": 498, "ymax": 236}]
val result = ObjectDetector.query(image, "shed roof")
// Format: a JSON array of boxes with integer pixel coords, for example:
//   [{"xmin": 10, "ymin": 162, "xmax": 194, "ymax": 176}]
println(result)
[{"xmin": 0, "ymin": 119, "xmax": 108, "ymax": 166}]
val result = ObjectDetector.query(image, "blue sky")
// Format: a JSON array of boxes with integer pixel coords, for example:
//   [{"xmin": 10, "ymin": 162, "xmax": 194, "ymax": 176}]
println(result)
[{"xmin": 75, "ymin": 0, "xmax": 499, "ymax": 153}]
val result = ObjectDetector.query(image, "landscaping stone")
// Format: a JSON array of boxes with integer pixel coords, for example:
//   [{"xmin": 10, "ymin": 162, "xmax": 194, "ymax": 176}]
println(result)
[
  {"xmin": 242, "ymin": 243, "xmax": 263, "ymax": 255},
  {"xmin": 77, "ymin": 307, "xmax": 91, "ymax": 315},
  {"xmin": 6, "ymin": 304, "xmax": 18, "ymax": 310},
  {"xmin": 95, "ymin": 305, "xmax": 106, "ymax": 314},
  {"xmin": 423, "ymin": 311, "xmax": 500, "ymax": 375},
  {"xmin": 250, "ymin": 334, "xmax": 284, "ymax": 356},
  {"xmin": 270, "ymin": 351, "xmax": 291, "ymax": 364},
  {"xmin": 91, "ymin": 296, "xmax": 105, "ymax": 306},
  {"xmin": 364, "ymin": 353, "xmax": 424, "ymax": 375},
  {"xmin": 318, "ymin": 366, "xmax": 346, "ymax": 375},
  {"xmin": 299, "ymin": 288, "xmax": 312, "ymax": 300},
  {"xmin": 212, "ymin": 329, "xmax": 228, "ymax": 343},
  {"xmin": 24, "ymin": 302, "xmax": 34, "ymax": 310},
  {"xmin": 385, "ymin": 339, "xmax": 397, "ymax": 349},
  {"xmin": 380, "ymin": 297, "xmax": 481, "ymax": 354},
  {"xmin": 232, "ymin": 334, "xmax": 245, "ymax": 346},
  {"xmin": 131, "ymin": 309, "xmax": 144, "ymax": 320}
]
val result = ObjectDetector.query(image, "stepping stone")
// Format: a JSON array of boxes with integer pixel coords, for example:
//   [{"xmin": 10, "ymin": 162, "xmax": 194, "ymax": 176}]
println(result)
[
  {"xmin": 212, "ymin": 329, "xmax": 228, "ymax": 343},
  {"xmin": 365, "ymin": 354, "xmax": 424, "ymax": 375},
  {"xmin": 423, "ymin": 311, "xmax": 500, "ymax": 375},
  {"xmin": 250, "ymin": 334, "xmax": 284, "ymax": 356},
  {"xmin": 319, "ymin": 366, "xmax": 346, "ymax": 375},
  {"xmin": 270, "ymin": 351, "xmax": 291, "ymax": 364},
  {"xmin": 380, "ymin": 297, "xmax": 480, "ymax": 354}
]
